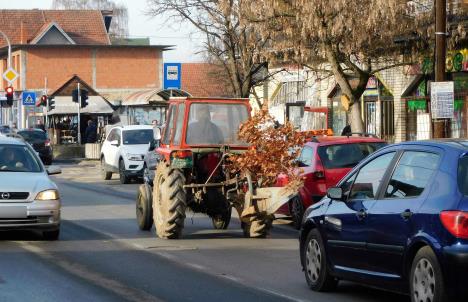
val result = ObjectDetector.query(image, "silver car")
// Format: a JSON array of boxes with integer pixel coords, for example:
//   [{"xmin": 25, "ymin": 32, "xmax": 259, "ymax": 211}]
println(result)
[{"xmin": 0, "ymin": 136, "xmax": 61, "ymax": 240}]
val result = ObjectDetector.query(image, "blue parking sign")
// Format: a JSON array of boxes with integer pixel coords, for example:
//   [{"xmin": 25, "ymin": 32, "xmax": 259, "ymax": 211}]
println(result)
[{"xmin": 22, "ymin": 91, "xmax": 36, "ymax": 106}]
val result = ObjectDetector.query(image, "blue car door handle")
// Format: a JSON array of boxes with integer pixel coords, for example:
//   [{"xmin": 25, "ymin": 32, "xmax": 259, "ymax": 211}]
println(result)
[
  {"xmin": 356, "ymin": 209, "xmax": 367, "ymax": 220},
  {"xmin": 400, "ymin": 209, "xmax": 413, "ymax": 220}
]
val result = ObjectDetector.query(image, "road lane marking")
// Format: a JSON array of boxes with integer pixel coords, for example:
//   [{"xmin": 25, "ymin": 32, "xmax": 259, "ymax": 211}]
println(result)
[
  {"xmin": 17, "ymin": 242, "xmax": 164, "ymax": 302},
  {"xmin": 57, "ymin": 221, "xmax": 304, "ymax": 302}
]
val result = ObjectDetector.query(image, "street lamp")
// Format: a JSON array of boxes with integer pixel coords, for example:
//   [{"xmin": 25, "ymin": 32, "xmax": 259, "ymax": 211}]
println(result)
[
  {"xmin": 0, "ymin": 30, "xmax": 12, "ymax": 70},
  {"xmin": 0, "ymin": 31, "xmax": 12, "ymax": 127}
]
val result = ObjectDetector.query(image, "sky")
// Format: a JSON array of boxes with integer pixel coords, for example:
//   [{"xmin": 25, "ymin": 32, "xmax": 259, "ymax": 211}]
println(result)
[{"xmin": 0, "ymin": 0, "xmax": 204, "ymax": 62}]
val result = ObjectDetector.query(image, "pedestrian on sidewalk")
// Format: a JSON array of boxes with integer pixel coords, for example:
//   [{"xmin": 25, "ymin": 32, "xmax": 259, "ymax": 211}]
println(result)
[
  {"xmin": 84, "ymin": 120, "xmax": 97, "ymax": 143},
  {"xmin": 35, "ymin": 119, "xmax": 45, "ymax": 132}
]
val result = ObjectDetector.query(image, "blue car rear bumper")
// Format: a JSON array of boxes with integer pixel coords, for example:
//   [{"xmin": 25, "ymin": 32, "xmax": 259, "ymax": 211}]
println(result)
[{"xmin": 442, "ymin": 244, "xmax": 468, "ymax": 298}]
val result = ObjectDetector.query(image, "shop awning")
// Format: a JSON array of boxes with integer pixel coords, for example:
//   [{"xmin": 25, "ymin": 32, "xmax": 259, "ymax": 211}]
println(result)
[
  {"xmin": 48, "ymin": 96, "xmax": 114, "ymax": 115},
  {"xmin": 122, "ymin": 89, "xmax": 191, "ymax": 106}
]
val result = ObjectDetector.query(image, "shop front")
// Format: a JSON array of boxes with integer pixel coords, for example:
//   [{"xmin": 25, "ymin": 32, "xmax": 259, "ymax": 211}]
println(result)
[
  {"xmin": 47, "ymin": 75, "xmax": 114, "ymax": 145},
  {"xmin": 403, "ymin": 67, "xmax": 468, "ymax": 141}
]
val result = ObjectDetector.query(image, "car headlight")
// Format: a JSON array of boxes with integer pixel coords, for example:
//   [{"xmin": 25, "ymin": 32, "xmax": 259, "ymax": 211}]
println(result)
[
  {"xmin": 126, "ymin": 153, "xmax": 143, "ymax": 161},
  {"xmin": 35, "ymin": 189, "xmax": 60, "ymax": 201}
]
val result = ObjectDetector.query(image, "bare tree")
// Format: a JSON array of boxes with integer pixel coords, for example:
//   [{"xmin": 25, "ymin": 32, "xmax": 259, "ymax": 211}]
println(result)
[
  {"xmin": 52, "ymin": 0, "xmax": 129, "ymax": 39},
  {"xmin": 146, "ymin": 0, "xmax": 274, "ymax": 104},
  {"xmin": 243, "ymin": 0, "xmax": 439, "ymax": 132}
]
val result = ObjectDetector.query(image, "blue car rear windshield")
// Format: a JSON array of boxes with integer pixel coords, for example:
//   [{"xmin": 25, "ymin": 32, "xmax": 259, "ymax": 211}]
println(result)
[{"xmin": 458, "ymin": 156, "xmax": 468, "ymax": 195}]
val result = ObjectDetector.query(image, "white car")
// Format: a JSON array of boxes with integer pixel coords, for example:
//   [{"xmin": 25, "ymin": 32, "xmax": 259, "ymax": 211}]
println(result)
[
  {"xmin": 100, "ymin": 125, "xmax": 155, "ymax": 184},
  {"xmin": 0, "ymin": 136, "xmax": 61, "ymax": 240}
]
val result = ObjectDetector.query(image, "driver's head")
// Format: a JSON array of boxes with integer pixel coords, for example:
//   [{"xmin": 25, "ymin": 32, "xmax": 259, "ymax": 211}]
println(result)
[
  {"xmin": 3, "ymin": 148, "xmax": 15, "ymax": 161},
  {"xmin": 197, "ymin": 104, "xmax": 211, "ymax": 122}
]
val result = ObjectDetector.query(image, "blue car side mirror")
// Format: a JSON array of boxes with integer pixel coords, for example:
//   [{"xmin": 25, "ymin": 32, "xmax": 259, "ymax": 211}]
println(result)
[{"xmin": 327, "ymin": 187, "xmax": 344, "ymax": 201}]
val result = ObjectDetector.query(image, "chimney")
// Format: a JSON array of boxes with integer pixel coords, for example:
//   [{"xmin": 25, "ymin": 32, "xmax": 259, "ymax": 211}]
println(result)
[{"xmin": 20, "ymin": 21, "xmax": 27, "ymax": 44}]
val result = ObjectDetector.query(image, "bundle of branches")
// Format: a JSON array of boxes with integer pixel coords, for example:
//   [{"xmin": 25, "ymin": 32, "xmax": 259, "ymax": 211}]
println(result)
[{"xmin": 230, "ymin": 106, "xmax": 305, "ymax": 189}]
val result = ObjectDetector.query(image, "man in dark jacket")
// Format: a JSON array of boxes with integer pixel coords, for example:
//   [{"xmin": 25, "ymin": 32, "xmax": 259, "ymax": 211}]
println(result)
[
  {"xmin": 84, "ymin": 120, "xmax": 97, "ymax": 143},
  {"xmin": 35, "ymin": 119, "xmax": 46, "ymax": 132}
]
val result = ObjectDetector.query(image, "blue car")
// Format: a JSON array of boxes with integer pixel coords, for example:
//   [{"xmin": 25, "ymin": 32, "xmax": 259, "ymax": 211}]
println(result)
[{"xmin": 300, "ymin": 140, "xmax": 468, "ymax": 302}]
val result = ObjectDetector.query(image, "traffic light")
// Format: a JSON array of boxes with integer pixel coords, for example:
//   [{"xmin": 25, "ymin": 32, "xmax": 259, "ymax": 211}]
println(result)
[
  {"xmin": 80, "ymin": 89, "xmax": 89, "ymax": 108},
  {"xmin": 37, "ymin": 95, "xmax": 47, "ymax": 107},
  {"xmin": 5, "ymin": 86, "xmax": 13, "ymax": 106},
  {"xmin": 48, "ymin": 97, "xmax": 55, "ymax": 111},
  {"xmin": 72, "ymin": 89, "xmax": 79, "ymax": 103}
]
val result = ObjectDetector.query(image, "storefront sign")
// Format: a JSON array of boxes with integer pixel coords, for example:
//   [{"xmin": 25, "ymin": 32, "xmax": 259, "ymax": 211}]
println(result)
[
  {"xmin": 408, "ymin": 99, "xmax": 427, "ymax": 111},
  {"xmin": 455, "ymin": 99, "xmax": 464, "ymax": 111},
  {"xmin": 421, "ymin": 49, "xmax": 468, "ymax": 74},
  {"xmin": 431, "ymin": 81, "xmax": 454, "ymax": 119}
]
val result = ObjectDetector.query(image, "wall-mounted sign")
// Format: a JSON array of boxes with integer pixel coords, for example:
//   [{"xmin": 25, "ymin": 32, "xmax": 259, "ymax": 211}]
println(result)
[{"xmin": 431, "ymin": 81, "xmax": 454, "ymax": 119}]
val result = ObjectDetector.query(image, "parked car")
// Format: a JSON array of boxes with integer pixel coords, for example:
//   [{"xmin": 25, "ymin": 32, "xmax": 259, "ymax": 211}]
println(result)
[
  {"xmin": 277, "ymin": 135, "xmax": 386, "ymax": 228},
  {"xmin": 0, "ymin": 136, "xmax": 62, "ymax": 240},
  {"xmin": 300, "ymin": 139, "xmax": 468, "ymax": 302},
  {"xmin": 16, "ymin": 128, "xmax": 53, "ymax": 165},
  {"xmin": 0, "ymin": 125, "xmax": 11, "ymax": 134},
  {"xmin": 100, "ymin": 125, "xmax": 154, "ymax": 184}
]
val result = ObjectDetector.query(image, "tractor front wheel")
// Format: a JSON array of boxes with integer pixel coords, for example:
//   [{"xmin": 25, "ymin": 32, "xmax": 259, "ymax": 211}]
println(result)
[
  {"xmin": 211, "ymin": 206, "xmax": 232, "ymax": 230},
  {"xmin": 136, "ymin": 183, "xmax": 153, "ymax": 231},
  {"xmin": 152, "ymin": 162, "xmax": 186, "ymax": 239}
]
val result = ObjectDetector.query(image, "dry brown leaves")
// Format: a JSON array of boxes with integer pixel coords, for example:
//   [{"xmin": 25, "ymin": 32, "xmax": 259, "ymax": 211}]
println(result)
[{"xmin": 230, "ymin": 106, "xmax": 305, "ymax": 187}]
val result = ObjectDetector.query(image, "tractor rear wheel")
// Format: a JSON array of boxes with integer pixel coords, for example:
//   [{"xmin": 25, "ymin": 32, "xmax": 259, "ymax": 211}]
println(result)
[
  {"xmin": 152, "ymin": 162, "xmax": 186, "ymax": 239},
  {"xmin": 211, "ymin": 206, "xmax": 232, "ymax": 230},
  {"xmin": 242, "ymin": 217, "xmax": 273, "ymax": 238}
]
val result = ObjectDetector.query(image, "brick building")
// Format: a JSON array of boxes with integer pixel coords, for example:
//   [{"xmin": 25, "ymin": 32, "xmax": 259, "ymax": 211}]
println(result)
[{"xmin": 0, "ymin": 9, "xmax": 168, "ymax": 129}]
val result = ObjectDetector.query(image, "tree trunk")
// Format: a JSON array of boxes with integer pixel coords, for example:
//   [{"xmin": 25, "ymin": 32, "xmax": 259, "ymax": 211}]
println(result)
[{"xmin": 349, "ymin": 101, "xmax": 364, "ymax": 133}]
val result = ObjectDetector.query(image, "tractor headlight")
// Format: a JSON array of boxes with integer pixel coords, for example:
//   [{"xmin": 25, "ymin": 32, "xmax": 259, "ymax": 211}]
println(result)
[{"xmin": 35, "ymin": 189, "xmax": 60, "ymax": 201}]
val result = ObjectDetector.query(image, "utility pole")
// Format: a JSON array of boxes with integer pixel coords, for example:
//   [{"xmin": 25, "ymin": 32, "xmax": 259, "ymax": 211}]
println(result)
[
  {"xmin": 433, "ymin": 0, "xmax": 448, "ymax": 138},
  {"xmin": 44, "ymin": 77, "xmax": 48, "ymax": 129},
  {"xmin": 77, "ymin": 82, "xmax": 81, "ymax": 145}
]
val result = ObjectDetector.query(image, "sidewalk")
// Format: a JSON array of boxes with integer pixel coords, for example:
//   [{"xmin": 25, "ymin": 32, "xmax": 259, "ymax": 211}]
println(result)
[{"xmin": 54, "ymin": 159, "xmax": 101, "ymax": 183}]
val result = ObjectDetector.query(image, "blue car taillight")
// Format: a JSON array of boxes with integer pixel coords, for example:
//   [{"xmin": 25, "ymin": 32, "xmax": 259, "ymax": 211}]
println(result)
[{"xmin": 440, "ymin": 211, "xmax": 468, "ymax": 239}]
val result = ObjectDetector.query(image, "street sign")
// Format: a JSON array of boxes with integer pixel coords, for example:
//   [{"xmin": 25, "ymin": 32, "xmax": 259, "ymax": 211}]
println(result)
[
  {"xmin": 431, "ymin": 81, "xmax": 454, "ymax": 119},
  {"xmin": 2, "ymin": 67, "xmax": 18, "ymax": 83},
  {"xmin": 164, "ymin": 63, "xmax": 182, "ymax": 90},
  {"xmin": 22, "ymin": 91, "xmax": 36, "ymax": 106}
]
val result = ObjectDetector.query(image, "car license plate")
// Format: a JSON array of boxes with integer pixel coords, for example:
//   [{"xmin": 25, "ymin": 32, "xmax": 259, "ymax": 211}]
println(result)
[{"xmin": 0, "ymin": 206, "xmax": 27, "ymax": 218}]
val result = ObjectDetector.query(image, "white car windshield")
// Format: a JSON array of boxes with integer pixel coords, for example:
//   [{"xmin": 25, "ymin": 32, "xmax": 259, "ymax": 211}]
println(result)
[
  {"xmin": 122, "ymin": 129, "xmax": 154, "ymax": 145},
  {"xmin": 0, "ymin": 144, "xmax": 43, "ymax": 172}
]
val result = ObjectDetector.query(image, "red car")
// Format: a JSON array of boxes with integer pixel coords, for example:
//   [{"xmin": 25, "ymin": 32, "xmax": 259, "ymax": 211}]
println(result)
[{"xmin": 277, "ymin": 135, "xmax": 387, "ymax": 229}]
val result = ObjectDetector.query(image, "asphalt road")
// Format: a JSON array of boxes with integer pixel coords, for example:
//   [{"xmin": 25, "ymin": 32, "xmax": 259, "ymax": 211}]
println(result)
[{"xmin": 0, "ymin": 161, "xmax": 410, "ymax": 302}]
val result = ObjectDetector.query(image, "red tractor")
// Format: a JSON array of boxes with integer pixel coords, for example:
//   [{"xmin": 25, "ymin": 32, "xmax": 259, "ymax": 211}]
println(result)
[{"xmin": 136, "ymin": 97, "xmax": 297, "ymax": 239}]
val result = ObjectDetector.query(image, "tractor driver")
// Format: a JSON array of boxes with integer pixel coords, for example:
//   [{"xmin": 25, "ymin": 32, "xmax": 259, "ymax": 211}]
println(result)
[{"xmin": 186, "ymin": 104, "xmax": 224, "ymax": 144}]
